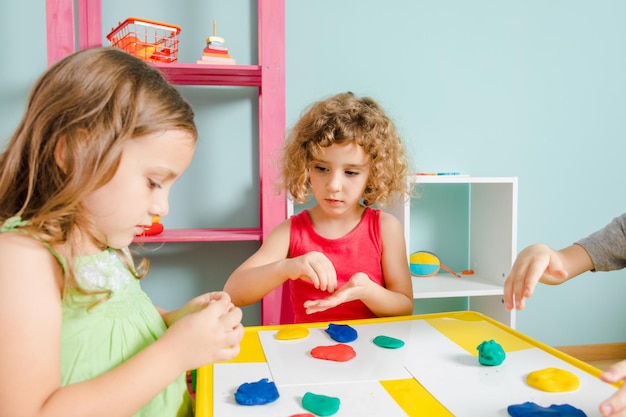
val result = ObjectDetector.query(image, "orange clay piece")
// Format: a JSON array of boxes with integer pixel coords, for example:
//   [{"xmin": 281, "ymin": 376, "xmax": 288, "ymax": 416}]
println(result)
[
  {"xmin": 140, "ymin": 216, "xmax": 164, "ymax": 236},
  {"xmin": 462, "ymin": 269, "xmax": 474, "ymax": 275}
]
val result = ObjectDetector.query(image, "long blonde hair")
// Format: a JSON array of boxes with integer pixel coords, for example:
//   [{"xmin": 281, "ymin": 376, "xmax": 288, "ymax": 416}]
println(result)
[
  {"xmin": 0, "ymin": 47, "xmax": 197, "ymax": 294},
  {"xmin": 283, "ymin": 92, "xmax": 411, "ymax": 206}
]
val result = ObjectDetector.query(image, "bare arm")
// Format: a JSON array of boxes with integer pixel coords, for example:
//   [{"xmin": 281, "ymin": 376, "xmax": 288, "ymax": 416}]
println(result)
[
  {"xmin": 303, "ymin": 212, "xmax": 414, "ymax": 317},
  {"xmin": 503, "ymin": 243, "xmax": 593, "ymax": 311},
  {"xmin": 224, "ymin": 219, "xmax": 293, "ymax": 306},
  {"xmin": 224, "ymin": 218, "xmax": 338, "ymax": 306},
  {"xmin": 0, "ymin": 233, "xmax": 242, "ymax": 417}
]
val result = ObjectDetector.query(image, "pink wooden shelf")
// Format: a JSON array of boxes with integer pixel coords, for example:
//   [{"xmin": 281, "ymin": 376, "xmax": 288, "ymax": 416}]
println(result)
[
  {"xmin": 153, "ymin": 64, "xmax": 262, "ymax": 87},
  {"xmin": 47, "ymin": 0, "xmax": 287, "ymax": 325},
  {"xmin": 133, "ymin": 227, "xmax": 262, "ymax": 244}
]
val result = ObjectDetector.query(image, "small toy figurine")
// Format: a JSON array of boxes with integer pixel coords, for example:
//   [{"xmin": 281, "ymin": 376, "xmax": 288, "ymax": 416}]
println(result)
[
  {"xmin": 139, "ymin": 216, "xmax": 164, "ymax": 236},
  {"xmin": 197, "ymin": 20, "xmax": 236, "ymax": 65}
]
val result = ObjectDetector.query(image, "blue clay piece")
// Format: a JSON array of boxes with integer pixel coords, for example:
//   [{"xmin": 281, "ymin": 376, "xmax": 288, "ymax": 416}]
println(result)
[
  {"xmin": 325, "ymin": 323, "xmax": 358, "ymax": 343},
  {"xmin": 302, "ymin": 392, "xmax": 340, "ymax": 416},
  {"xmin": 234, "ymin": 378, "xmax": 279, "ymax": 406},
  {"xmin": 507, "ymin": 402, "xmax": 587, "ymax": 417},
  {"xmin": 477, "ymin": 339, "xmax": 506, "ymax": 366}
]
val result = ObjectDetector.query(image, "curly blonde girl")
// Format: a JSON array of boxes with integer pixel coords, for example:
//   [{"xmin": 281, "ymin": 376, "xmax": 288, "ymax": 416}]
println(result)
[{"xmin": 282, "ymin": 91, "xmax": 411, "ymax": 207}]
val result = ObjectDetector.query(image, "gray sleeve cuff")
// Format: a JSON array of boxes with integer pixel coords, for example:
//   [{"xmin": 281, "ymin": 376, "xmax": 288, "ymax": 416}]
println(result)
[{"xmin": 575, "ymin": 213, "xmax": 626, "ymax": 272}]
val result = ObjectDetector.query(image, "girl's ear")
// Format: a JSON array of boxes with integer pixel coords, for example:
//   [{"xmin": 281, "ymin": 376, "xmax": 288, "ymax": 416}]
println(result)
[{"xmin": 53, "ymin": 135, "xmax": 68, "ymax": 173}]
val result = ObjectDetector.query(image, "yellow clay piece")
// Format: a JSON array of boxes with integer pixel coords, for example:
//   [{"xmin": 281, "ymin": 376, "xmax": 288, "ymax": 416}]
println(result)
[
  {"xmin": 275, "ymin": 326, "xmax": 310, "ymax": 340},
  {"xmin": 526, "ymin": 367, "xmax": 580, "ymax": 392}
]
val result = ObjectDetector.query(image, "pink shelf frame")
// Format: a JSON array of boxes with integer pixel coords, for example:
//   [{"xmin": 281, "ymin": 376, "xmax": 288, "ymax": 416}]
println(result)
[
  {"xmin": 134, "ymin": 228, "xmax": 262, "ymax": 244},
  {"xmin": 46, "ymin": 0, "xmax": 289, "ymax": 325},
  {"xmin": 155, "ymin": 64, "xmax": 261, "ymax": 86}
]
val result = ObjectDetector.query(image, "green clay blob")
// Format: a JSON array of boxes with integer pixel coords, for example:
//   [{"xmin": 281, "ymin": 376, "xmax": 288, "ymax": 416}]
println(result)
[
  {"xmin": 372, "ymin": 335, "xmax": 405, "ymax": 349},
  {"xmin": 476, "ymin": 339, "xmax": 506, "ymax": 366},
  {"xmin": 302, "ymin": 392, "xmax": 340, "ymax": 416}
]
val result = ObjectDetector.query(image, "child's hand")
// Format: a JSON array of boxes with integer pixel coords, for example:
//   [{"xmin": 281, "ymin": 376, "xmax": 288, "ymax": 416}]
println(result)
[
  {"xmin": 162, "ymin": 292, "xmax": 244, "ymax": 371},
  {"xmin": 288, "ymin": 251, "xmax": 337, "ymax": 292},
  {"xmin": 303, "ymin": 272, "xmax": 370, "ymax": 314},
  {"xmin": 503, "ymin": 244, "xmax": 568, "ymax": 310},
  {"xmin": 599, "ymin": 360, "xmax": 626, "ymax": 416},
  {"xmin": 161, "ymin": 292, "xmax": 230, "ymax": 327}
]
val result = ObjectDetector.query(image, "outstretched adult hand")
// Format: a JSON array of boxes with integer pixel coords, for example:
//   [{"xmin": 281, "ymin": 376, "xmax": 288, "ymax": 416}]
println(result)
[{"xmin": 503, "ymin": 244, "xmax": 569, "ymax": 310}]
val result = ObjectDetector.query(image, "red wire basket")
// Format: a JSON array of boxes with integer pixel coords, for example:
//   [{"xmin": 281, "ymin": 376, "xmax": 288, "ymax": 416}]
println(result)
[{"xmin": 107, "ymin": 17, "xmax": 181, "ymax": 63}]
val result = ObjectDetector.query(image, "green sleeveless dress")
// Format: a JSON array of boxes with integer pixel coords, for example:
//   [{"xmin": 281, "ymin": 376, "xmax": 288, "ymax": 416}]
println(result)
[{"xmin": 2, "ymin": 218, "xmax": 193, "ymax": 416}]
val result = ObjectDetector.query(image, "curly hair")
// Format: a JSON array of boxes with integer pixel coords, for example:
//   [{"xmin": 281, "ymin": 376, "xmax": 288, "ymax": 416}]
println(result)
[
  {"xmin": 0, "ymin": 47, "xmax": 197, "ymax": 297},
  {"xmin": 282, "ymin": 92, "xmax": 412, "ymax": 207}
]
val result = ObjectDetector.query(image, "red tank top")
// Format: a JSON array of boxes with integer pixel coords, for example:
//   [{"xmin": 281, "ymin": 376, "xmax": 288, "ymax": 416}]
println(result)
[{"xmin": 288, "ymin": 207, "xmax": 384, "ymax": 323}]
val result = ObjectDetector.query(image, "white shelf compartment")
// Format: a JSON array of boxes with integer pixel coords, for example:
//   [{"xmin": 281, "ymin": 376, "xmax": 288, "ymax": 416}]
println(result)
[
  {"xmin": 412, "ymin": 273, "xmax": 504, "ymax": 299},
  {"xmin": 386, "ymin": 176, "xmax": 518, "ymax": 327}
]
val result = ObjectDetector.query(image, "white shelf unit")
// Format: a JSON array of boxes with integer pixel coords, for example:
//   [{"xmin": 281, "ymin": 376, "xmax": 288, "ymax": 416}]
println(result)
[{"xmin": 386, "ymin": 175, "xmax": 518, "ymax": 327}]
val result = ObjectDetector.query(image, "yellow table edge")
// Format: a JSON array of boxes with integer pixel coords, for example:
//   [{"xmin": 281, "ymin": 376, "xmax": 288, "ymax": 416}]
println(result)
[{"xmin": 195, "ymin": 311, "xmax": 608, "ymax": 417}]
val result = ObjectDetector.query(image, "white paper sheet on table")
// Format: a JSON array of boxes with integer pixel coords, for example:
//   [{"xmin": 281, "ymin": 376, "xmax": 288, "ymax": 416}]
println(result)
[
  {"xmin": 212, "ymin": 362, "xmax": 408, "ymax": 417},
  {"xmin": 402, "ymin": 320, "xmax": 618, "ymax": 417},
  {"xmin": 257, "ymin": 321, "xmax": 414, "ymax": 385}
]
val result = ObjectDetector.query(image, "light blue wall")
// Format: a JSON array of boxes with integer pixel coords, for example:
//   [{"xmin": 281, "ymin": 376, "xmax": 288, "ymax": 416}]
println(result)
[
  {"xmin": 284, "ymin": 0, "xmax": 626, "ymax": 347},
  {"xmin": 2, "ymin": 1, "xmax": 626, "ymax": 346}
]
